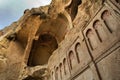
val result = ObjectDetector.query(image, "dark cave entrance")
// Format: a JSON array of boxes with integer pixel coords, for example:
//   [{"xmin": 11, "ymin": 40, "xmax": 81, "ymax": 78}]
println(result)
[
  {"xmin": 66, "ymin": 0, "xmax": 82, "ymax": 20},
  {"xmin": 27, "ymin": 33, "xmax": 58, "ymax": 66}
]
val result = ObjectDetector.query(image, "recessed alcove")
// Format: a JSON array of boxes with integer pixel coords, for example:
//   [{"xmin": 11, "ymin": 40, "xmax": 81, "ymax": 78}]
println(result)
[
  {"xmin": 26, "ymin": 13, "xmax": 71, "ymax": 67},
  {"xmin": 27, "ymin": 33, "xmax": 58, "ymax": 66}
]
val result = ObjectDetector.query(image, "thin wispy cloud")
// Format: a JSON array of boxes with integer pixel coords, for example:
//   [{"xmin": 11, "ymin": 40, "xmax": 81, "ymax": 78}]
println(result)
[{"xmin": 0, "ymin": 0, "xmax": 51, "ymax": 30}]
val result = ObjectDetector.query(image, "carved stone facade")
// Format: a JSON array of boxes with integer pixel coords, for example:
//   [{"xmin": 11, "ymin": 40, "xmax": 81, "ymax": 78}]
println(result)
[{"xmin": 0, "ymin": 0, "xmax": 120, "ymax": 80}]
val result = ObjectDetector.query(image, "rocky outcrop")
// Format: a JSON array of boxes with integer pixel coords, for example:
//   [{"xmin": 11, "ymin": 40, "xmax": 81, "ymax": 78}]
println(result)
[
  {"xmin": 0, "ymin": 0, "xmax": 120, "ymax": 80},
  {"xmin": 20, "ymin": 65, "xmax": 49, "ymax": 80}
]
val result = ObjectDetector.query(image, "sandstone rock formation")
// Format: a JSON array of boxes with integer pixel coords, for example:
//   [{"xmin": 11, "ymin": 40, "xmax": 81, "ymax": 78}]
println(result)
[{"xmin": 0, "ymin": 0, "xmax": 120, "ymax": 80}]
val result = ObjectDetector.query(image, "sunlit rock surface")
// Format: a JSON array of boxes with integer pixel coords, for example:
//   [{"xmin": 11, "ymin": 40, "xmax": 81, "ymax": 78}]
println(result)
[{"xmin": 0, "ymin": 0, "xmax": 120, "ymax": 80}]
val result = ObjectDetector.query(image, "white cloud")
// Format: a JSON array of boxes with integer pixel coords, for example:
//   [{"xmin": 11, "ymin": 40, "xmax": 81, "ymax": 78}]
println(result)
[
  {"xmin": 24, "ymin": 0, "xmax": 51, "ymax": 8},
  {"xmin": 0, "ymin": 0, "xmax": 52, "ymax": 30}
]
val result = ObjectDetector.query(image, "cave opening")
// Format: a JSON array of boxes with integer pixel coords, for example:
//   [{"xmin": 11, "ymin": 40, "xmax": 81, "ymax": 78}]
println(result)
[
  {"xmin": 66, "ymin": 0, "xmax": 82, "ymax": 20},
  {"xmin": 27, "ymin": 33, "xmax": 58, "ymax": 66}
]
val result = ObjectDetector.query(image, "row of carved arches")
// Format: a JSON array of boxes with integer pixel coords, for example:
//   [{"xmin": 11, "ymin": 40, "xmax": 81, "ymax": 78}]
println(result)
[
  {"xmin": 51, "ymin": 58, "xmax": 69, "ymax": 80},
  {"xmin": 69, "ymin": 43, "xmax": 81, "ymax": 69},
  {"xmin": 51, "ymin": 42, "xmax": 82, "ymax": 80},
  {"xmin": 50, "ymin": 9, "xmax": 119, "ymax": 80},
  {"xmin": 86, "ymin": 9, "xmax": 118, "ymax": 50},
  {"xmin": 53, "ymin": 58, "xmax": 69, "ymax": 80}
]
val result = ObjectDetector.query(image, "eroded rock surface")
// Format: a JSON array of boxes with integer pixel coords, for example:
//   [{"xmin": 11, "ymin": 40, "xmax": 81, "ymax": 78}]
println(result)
[
  {"xmin": 20, "ymin": 65, "xmax": 49, "ymax": 80},
  {"xmin": 0, "ymin": 0, "xmax": 120, "ymax": 80}
]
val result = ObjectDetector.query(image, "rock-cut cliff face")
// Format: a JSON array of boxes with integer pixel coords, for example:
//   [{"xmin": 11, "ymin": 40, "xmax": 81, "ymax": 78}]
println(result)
[{"xmin": 0, "ymin": 0, "xmax": 120, "ymax": 80}]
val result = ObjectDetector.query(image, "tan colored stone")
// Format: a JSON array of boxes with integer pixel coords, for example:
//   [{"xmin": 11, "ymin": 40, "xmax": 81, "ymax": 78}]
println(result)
[
  {"xmin": 0, "ymin": 56, "xmax": 7, "ymax": 73},
  {"xmin": 0, "ymin": 0, "xmax": 120, "ymax": 80}
]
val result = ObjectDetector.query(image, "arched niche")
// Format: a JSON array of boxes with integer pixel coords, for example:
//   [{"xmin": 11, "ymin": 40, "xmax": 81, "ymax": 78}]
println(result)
[
  {"xmin": 63, "ymin": 58, "xmax": 66, "ymax": 75},
  {"xmin": 86, "ymin": 29, "xmax": 98, "ymax": 50},
  {"xmin": 68, "ymin": 51, "xmax": 76, "ymax": 70},
  {"xmin": 75, "ymin": 42, "xmax": 81, "ymax": 63},
  {"xmin": 27, "ymin": 33, "xmax": 58, "ymax": 66},
  {"xmin": 59, "ymin": 63, "xmax": 63, "ymax": 79},
  {"xmin": 101, "ymin": 10, "xmax": 118, "ymax": 33},
  {"xmin": 63, "ymin": 58, "xmax": 69, "ymax": 76},
  {"xmin": 93, "ymin": 20, "xmax": 107, "ymax": 42},
  {"xmin": 55, "ymin": 67, "xmax": 59, "ymax": 80}
]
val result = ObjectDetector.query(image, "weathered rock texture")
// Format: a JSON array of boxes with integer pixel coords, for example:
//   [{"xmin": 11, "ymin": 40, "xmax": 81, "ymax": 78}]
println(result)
[{"xmin": 0, "ymin": 0, "xmax": 120, "ymax": 80}]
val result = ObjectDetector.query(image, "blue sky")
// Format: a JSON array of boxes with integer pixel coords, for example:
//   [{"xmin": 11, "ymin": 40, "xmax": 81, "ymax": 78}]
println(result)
[{"xmin": 0, "ymin": 0, "xmax": 51, "ymax": 30}]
